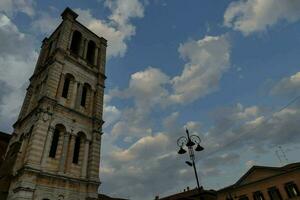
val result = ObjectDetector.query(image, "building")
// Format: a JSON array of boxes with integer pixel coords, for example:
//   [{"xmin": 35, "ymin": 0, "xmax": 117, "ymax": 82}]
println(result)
[
  {"xmin": 0, "ymin": 7, "xmax": 107, "ymax": 200},
  {"xmin": 0, "ymin": 131, "xmax": 12, "ymax": 199},
  {"xmin": 217, "ymin": 162, "xmax": 300, "ymax": 200},
  {"xmin": 0, "ymin": 131, "xmax": 11, "ymax": 166},
  {"xmin": 155, "ymin": 187, "xmax": 217, "ymax": 200}
]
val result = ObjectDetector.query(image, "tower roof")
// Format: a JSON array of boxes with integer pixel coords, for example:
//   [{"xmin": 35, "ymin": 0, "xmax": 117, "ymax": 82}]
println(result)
[{"xmin": 61, "ymin": 7, "xmax": 78, "ymax": 20}]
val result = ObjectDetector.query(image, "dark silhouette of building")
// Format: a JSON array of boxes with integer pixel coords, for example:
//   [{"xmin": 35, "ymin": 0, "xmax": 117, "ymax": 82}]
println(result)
[
  {"xmin": 0, "ymin": 131, "xmax": 11, "ymax": 165},
  {"xmin": 155, "ymin": 188, "xmax": 217, "ymax": 200},
  {"xmin": 98, "ymin": 194, "xmax": 129, "ymax": 200}
]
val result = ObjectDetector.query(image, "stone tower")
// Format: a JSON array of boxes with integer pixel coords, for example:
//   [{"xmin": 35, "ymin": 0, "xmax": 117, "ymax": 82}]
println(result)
[{"xmin": 5, "ymin": 8, "xmax": 106, "ymax": 200}]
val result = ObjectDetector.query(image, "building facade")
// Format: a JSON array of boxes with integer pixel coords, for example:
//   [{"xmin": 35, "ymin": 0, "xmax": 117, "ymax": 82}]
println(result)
[
  {"xmin": 2, "ymin": 7, "xmax": 107, "ymax": 200},
  {"xmin": 154, "ymin": 188, "xmax": 217, "ymax": 200},
  {"xmin": 217, "ymin": 162, "xmax": 300, "ymax": 200}
]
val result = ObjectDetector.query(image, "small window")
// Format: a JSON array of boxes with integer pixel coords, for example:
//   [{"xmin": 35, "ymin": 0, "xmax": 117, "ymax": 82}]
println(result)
[
  {"xmin": 49, "ymin": 129, "xmax": 60, "ymax": 158},
  {"xmin": 80, "ymin": 84, "xmax": 88, "ymax": 107},
  {"xmin": 268, "ymin": 187, "xmax": 282, "ymax": 200},
  {"xmin": 253, "ymin": 191, "xmax": 264, "ymax": 200},
  {"xmin": 285, "ymin": 182, "xmax": 300, "ymax": 198},
  {"xmin": 72, "ymin": 136, "xmax": 81, "ymax": 164},
  {"xmin": 86, "ymin": 40, "xmax": 96, "ymax": 64},
  {"xmin": 70, "ymin": 30, "xmax": 82, "ymax": 55},
  {"xmin": 62, "ymin": 77, "xmax": 70, "ymax": 98}
]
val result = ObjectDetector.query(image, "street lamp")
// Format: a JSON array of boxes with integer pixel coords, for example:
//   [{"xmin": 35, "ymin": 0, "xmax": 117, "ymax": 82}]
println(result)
[{"xmin": 177, "ymin": 128, "xmax": 204, "ymax": 190}]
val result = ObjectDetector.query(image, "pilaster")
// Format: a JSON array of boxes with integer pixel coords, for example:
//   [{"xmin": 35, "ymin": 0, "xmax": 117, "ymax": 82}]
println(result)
[
  {"xmin": 66, "ymin": 133, "xmax": 76, "ymax": 173},
  {"xmin": 81, "ymin": 139, "xmax": 90, "ymax": 178},
  {"xmin": 59, "ymin": 131, "xmax": 70, "ymax": 173},
  {"xmin": 41, "ymin": 126, "xmax": 55, "ymax": 169}
]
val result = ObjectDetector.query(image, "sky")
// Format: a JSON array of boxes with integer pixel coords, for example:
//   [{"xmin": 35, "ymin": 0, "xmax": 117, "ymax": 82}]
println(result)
[{"xmin": 1, "ymin": 0, "xmax": 300, "ymax": 199}]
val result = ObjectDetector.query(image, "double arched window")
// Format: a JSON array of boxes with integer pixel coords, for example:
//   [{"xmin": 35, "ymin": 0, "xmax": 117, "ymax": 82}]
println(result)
[
  {"xmin": 70, "ymin": 30, "xmax": 82, "ymax": 55},
  {"xmin": 69, "ymin": 30, "xmax": 97, "ymax": 65}
]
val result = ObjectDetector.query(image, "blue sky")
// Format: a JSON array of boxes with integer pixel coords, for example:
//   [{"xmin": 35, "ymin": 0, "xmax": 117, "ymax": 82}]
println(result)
[{"xmin": 1, "ymin": 0, "xmax": 300, "ymax": 199}]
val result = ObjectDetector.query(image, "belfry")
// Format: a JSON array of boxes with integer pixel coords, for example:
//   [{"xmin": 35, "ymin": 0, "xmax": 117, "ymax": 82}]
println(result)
[{"xmin": 2, "ymin": 7, "xmax": 106, "ymax": 200}]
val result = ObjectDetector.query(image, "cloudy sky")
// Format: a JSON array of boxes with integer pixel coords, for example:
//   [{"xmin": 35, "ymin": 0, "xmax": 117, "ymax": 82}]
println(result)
[{"xmin": 1, "ymin": 0, "xmax": 300, "ymax": 199}]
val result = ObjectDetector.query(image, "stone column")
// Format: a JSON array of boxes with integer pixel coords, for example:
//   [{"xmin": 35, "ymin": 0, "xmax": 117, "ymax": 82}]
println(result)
[
  {"xmin": 89, "ymin": 90, "xmax": 95, "ymax": 115},
  {"xmin": 67, "ymin": 31, "xmax": 74, "ymax": 50},
  {"xmin": 41, "ymin": 127, "xmax": 55, "ymax": 168},
  {"xmin": 83, "ymin": 39, "xmax": 88, "ymax": 59},
  {"xmin": 81, "ymin": 139, "xmax": 90, "ymax": 178},
  {"xmin": 59, "ymin": 131, "xmax": 70, "ymax": 173},
  {"xmin": 94, "ymin": 47, "xmax": 98, "ymax": 66},
  {"xmin": 97, "ymin": 45, "xmax": 102, "ymax": 69},
  {"xmin": 66, "ymin": 134, "xmax": 76, "ymax": 173},
  {"xmin": 79, "ymin": 38, "xmax": 86, "ymax": 58},
  {"xmin": 71, "ymin": 81, "xmax": 78, "ymax": 108},
  {"xmin": 76, "ymin": 83, "xmax": 83, "ymax": 109},
  {"xmin": 57, "ymin": 73, "xmax": 65, "ymax": 98}
]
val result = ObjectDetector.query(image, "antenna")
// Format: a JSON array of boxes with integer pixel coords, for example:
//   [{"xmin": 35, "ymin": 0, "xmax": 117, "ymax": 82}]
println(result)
[
  {"xmin": 278, "ymin": 146, "xmax": 289, "ymax": 163},
  {"xmin": 275, "ymin": 150, "xmax": 283, "ymax": 166},
  {"xmin": 275, "ymin": 146, "xmax": 289, "ymax": 166}
]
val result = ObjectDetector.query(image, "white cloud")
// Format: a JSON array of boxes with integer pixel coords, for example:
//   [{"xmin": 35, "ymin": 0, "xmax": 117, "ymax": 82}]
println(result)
[
  {"xmin": 103, "ymin": 94, "xmax": 121, "ymax": 128},
  {"xmin": 0, "ymin": 13, "xmax": 38, "ymax": 132},
  {"xmin": 224, "ymin": 0, "xmax": 300, "ymax": 35},
  {"xmin": 76, "ymin": 9, "xmax": 127, "ymax": 58},
  {"xmin": 110, "ymin": 133, "xmax": 169, "ymax": 162},
  {"xmin": 103, "ymin": 105, "xmax": 121, "ymax": 128},
  {"xmin": 170, "ymin": 35, "xmax": 231, "ymax": 104},
  {"xmin": 31, "ymin": 12, "xmax": 60, "ymax": 34},
  {"xmin": 108, "ymin": 67, "xmax": 170, "ymax": 139},
  {"xmin": 76, "ymin": 0, "xmax": 144, "ymax": 58},
  {"xmin": 127, "ymin": 67, "xmax": 170, "ymax": 108},
  {"xmin": 202, "ymin": 153, "xmax": 240, "ymax": 169},
  {"xmin": 100, "ymin": 131, "xmax": 195, "ymax": 199},
  {"xmin": 110, "ymin": 35, "xmax": 231, "ymax": 108},
  {"xmin": 271, "ymin": 71, "xmax": 300, "ymax": 96},
  {"xmin": 245, "ymin": 160, "xmax": 255, "ymax": 168},
  {"xmin": 204, "ymin": 102, "xmax": 300, "ymax": 158},
  {"xmin": 104, "ymin": 0, "xmax": 144, "ymax": 25},
  {"xmin": 0, "ymin": 0, "xmax": 35, "ymax": 17}
]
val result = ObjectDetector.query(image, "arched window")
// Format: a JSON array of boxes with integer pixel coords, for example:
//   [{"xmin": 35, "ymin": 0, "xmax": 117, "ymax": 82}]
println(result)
[
  {"xmin": 86, "ymin": 40, "xmax": 96, "ymax": 64},
  {"xmin": 70, "ymin": 30, "xmax": 82, "ymax": 55},
  {"xmin": 72, "ymin": 136, "xmax": 81, "ymax": 164},
  {"xmin": 80, "ymin": 84, "xmax": 88, "ymax": 107},
  {"xmin": 62, "ymin": 76, "xmax": 71, "ymax": 98},
  {"xmin": 49, "ymin": 128, "xmax": 60, "ymax": 158}
]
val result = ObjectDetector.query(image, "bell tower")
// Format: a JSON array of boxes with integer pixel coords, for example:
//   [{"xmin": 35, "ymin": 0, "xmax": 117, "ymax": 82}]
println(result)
[{"xmin": 5, "ymin": 8, "xmax": 106, "ymax": 200}]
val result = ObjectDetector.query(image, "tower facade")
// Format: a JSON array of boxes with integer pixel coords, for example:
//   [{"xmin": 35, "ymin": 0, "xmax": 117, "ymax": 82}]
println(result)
[{"xmin": 5, "ymin": 8, "xmax": 106, "ymax": 200}]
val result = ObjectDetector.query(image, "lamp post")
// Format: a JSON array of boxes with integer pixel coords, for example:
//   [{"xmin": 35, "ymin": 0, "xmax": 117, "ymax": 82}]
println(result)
[{"xmin": 177, "ymin": 128, "xmax": 204, "ymax": 190}]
